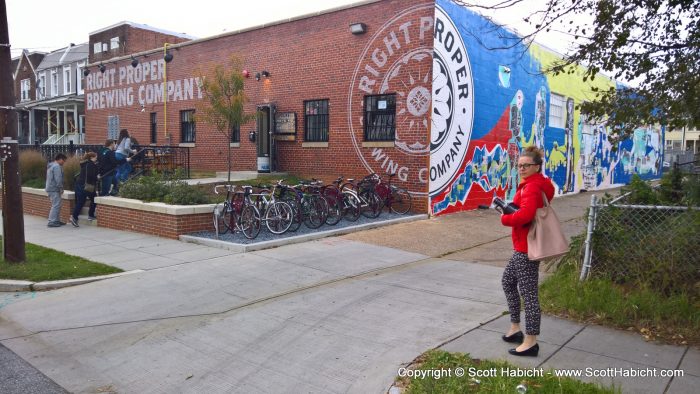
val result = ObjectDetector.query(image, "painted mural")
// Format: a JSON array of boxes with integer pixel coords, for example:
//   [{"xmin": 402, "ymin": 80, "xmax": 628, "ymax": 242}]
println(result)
[{"xmin": 430, "ymin": 0, "xmax": 664, "ymax": 215}]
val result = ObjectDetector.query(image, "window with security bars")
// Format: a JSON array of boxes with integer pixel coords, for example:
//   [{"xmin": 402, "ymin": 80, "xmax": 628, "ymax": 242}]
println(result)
[
  {"xmin": 364, "ymin": 94, "xmax": 396, "ymax": 141},
  {"xmin": 180, "ymin": 110, "xmax": 196, "ymax": 143},
  {"xmin": 304, "ymin": 99, "xmax": 329, "ymax": 142},
  {"xmin": 549, "ymin": 93, "xmax": 565, "ymax": 129},
  {"xmin": 150, "ymin": 113, "xmax": 157, "ymax": 144},
  {"xmin": 231, "ymin": 124, "xmax": 240, "ymax": 143}
]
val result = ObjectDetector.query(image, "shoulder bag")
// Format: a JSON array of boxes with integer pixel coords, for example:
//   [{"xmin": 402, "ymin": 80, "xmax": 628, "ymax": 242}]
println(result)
[{"xmin": 527, "ymin": 192, "xmax": 569, "ymax": 261}]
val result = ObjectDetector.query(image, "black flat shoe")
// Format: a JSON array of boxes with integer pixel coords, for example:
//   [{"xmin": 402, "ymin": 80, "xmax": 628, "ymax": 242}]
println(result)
[
  {"xmin": 509, "ymin": 343, "xmax": 539, "ymax": 357},
  {"xmin": 502, "ymin": 331, "xmax": 524, "ymax": 343}
]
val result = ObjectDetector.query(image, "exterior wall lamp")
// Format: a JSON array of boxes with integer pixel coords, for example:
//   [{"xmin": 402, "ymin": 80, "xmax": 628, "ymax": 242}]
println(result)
[
  {"xmin": 131, "ymin": 56, "xmax": 139, "ymax": 68},
  {"xmin": 164, "ymin": 50, "xmax": 174, "ymax": 63},
  {"xmin": 261, "ymin": 70, "xmax": 270, "ymax": 78},
  {"xmin": 98, "ymin": 64, "xmax": 106, "ymax": 73},
  {"xmin": 255, "ymin": 72, "xmax": 261, "ymax": 81},
  {"xmin": 83, "ymin": 68, "xmax": 90, "ymax": 76},
  {"xmin": 350, "ymin": 23, "xmax": 367, "ymax": 35}
]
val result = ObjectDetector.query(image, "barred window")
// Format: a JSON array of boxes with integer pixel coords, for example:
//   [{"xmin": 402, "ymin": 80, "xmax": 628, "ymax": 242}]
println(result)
[
  {"xmin": 231, "ymin": 124, "xmax": 240, "ymax": 143},
  {"xmin": 150, "ymin": 113, "xmax": 157, "ymax": 144},
  {"xmin": 180, "ymin": 110, "xmax": 196, "ymax": 143},
  {"xmin": 304, "ymin": 99, "xmax": 329, "ymax": 142},
  {"xmin": 364, "ymin": 94, "xmax": 396, "ymax": 141},
  {"xmin": 549, "ymin": 93, "xmax": 565, "ymax": 129}
]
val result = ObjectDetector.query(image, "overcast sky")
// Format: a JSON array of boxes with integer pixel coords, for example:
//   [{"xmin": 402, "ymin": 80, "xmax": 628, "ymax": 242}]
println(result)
[{"xmin": 6, "ymin": 0, "xmax": 586, "ymax": 58}]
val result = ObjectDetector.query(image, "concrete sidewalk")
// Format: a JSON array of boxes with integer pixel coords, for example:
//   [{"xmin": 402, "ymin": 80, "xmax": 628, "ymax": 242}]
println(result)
[{"xmin": 0, "ymin": 189, "xmax": 697, "ymax": 393}]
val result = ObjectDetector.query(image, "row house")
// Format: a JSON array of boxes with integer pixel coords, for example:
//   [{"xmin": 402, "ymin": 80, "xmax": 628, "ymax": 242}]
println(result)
[
  {"xmin": 16, "ymin": 43, "xmax": 89, "ymax": 144},
  {"xmin": 12, "ymin": 50, "xmax": 46, "ymax": 143}
]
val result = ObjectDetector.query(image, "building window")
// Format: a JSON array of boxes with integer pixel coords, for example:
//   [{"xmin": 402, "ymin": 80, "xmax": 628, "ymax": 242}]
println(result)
[
  {"xmin": 38, "ymin": 73, "xmax": 46, "ymax": 99},
  {"xmin": 94, "ymin": 42, "xmax": 102, "ymax": 54},
  {"xmin": 230, "ymin": 124, "xmax": 240, "ymax": 143},
  {"xmin": 364, "ymin": 94, "xmax": 396, "ymax": 141},
  {"xmin": 110, "ymin": 37, "xmax": 120, "ymax": 50},
  {"xmin": 108, "ymin": 115, "xmax": 120, "ymax": 140},
  {"xmin": 20, "ymin": 79, "xmax": 30, "ymax": 101},
  {"xmin": 51, "ymin": 70, "xmax": 58, "ymax": 97},
  {"xmin": 180, "ymin": 110, "xmax": 196, "ymax": 143},
  {"xmin": 76, "ymin": 62, "xmax": 85, "ymax": 94},
  {"xmin": 304, "ymin": 99, "xmax": 329, "ymax": 142},
  {"xmin": 150, "ymin": 112, "xmax": 157, "ymax": 144},
  {"xmin": 63, "ymin": 66, "xmax": 72, "ymax": 94},
  {"xmin": 549, "ymin": 93, "xmax": 565, "ymax": 129}
]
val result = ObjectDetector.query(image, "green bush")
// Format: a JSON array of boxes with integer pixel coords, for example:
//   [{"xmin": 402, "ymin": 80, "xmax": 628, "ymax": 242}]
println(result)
[
  {"xmin": 119, "ymin": 171, "xmax": 210, "ymax": 205},
  {"xmin": 18, "ymin": 150, "xmax": 47, "ymax": 186}
]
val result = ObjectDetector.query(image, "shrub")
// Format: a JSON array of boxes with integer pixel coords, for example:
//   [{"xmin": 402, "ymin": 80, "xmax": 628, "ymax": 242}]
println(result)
[
  {"xmin": 18, "ymin": 150, "xmax": 47, "ymax": 186},
  {"xmin": 119, "ymin": 171, "xmax": 209, "ymax": 205},
  {"xmin": 63, "ymin": 155, "xmax": 81, "ymax": 191}
]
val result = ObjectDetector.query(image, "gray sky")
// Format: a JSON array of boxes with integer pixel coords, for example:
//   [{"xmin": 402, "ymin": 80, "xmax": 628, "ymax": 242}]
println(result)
[{"xmin": 7, "ymin": 0, "xmax": 586, "ymax": 58}]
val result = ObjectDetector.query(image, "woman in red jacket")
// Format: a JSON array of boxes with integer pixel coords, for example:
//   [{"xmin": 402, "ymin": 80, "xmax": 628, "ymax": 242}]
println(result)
[{"xmin": 500, "ymin": 146, "xmax": 555, "ymax": 357}]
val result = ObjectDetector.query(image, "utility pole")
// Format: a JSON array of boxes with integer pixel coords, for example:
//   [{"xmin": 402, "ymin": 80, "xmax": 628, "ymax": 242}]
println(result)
[{"xmin": 0, "ymin": 0, "xmax": 27, "ymax": 262}]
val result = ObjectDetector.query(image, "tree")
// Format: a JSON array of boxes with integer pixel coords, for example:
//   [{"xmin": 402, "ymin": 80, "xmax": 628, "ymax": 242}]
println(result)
[
  {"xmin": 455, "ymin": 0, "xmax": 699, "ymax": 138},
  {"xmin": 196, "ymin": 56, "xmax": 256, "ymax": 183}
]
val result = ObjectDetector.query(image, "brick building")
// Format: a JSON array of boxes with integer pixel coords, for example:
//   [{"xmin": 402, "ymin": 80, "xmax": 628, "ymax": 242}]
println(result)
[{"xmin": 84, "ymin": 0, "xmax": 664, "ymax": 215}]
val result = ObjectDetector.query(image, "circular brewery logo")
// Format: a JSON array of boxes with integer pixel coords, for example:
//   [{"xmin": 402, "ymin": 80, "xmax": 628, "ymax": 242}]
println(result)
[
  {"xmin": 430, "ymin": 5, "xmax": 474, "ymax": 196},
  {"xmin": 348, "ymin": 4, "xmax": 435, "ymax": 194}
]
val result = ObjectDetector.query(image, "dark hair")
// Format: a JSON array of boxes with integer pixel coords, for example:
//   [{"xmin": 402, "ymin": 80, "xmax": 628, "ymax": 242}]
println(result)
[
  {"xmin": 117, "ymin": 129, "xmax": 130, "ymax": 144},
  {"xmin": 520, "ymin": 146, "xmax": 544, "ymax": 173},
  {"xmin": 82, "ymin": 152, "xmax": 97, "ymax": 161},
  {"xmin": 54, "ymin": 153, "xmax": 67, "ymax": 161},
  {"xmin": 104, "ymin": 139, "xmax": 115, "ymax": 147}
]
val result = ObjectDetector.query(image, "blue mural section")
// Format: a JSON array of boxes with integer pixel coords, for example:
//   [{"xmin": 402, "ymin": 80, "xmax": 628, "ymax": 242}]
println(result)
[{"xmin": 430, "ymin": 0, "xmax": 664, "ymax": 215}]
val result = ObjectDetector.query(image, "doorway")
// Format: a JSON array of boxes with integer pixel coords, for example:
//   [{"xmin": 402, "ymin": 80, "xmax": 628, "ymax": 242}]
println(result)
[{"xmin": 256, "ymin": 104, "xmax": 276, "ymax": 173}]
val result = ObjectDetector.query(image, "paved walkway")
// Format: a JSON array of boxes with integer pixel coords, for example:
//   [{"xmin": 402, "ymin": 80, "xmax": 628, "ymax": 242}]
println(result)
[{"xmin": 0, "ymin": 189, "xmax": 696, "ymax": 393}]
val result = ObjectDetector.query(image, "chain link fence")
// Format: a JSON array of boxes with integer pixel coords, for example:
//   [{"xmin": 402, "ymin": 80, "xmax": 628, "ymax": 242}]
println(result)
[{"xmin": 580, "ymin": 193, "xmax": 700, "ymax": 296}]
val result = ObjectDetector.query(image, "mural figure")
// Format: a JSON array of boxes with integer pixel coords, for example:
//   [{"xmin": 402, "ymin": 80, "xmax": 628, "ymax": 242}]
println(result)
[
  {"xmin": 505, "ymin": 91, "xmax": 524, "ymax": 200},
  {"xmin": 563, "ymin": 98, "xmax": 576, "ymax": 193},
  {"xmin": 531, "ymin": 86, "xmax": 547, "ymax": 153}
]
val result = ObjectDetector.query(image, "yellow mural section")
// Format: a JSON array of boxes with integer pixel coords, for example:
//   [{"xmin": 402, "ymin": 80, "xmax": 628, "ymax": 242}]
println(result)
[{"xmin": 528, "ymin": 44, "xmax": 617, "ymax": 190}]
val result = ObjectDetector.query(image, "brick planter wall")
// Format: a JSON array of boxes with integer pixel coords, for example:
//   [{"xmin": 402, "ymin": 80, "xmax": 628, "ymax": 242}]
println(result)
[
  {"xmin": 0, "ymin": 187, "xmax": 76, "ymax": 224},
  {"xmin": 94, "ymin": 197, "xmax": 215, "ymax": 239}
]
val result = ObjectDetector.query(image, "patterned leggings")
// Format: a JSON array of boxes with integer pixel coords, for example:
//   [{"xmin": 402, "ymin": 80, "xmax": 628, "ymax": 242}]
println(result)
[{"xmin": 502, "ymin": 251, "xmax": 541, "ymax": 335}]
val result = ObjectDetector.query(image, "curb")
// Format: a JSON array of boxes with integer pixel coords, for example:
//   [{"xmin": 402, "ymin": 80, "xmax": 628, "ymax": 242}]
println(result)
[
  {"xmin": 0, "ymin": 270, "xmax": 144, "ymax": 292},
  {"xmin": 180, "ymin": 214, "xmax": 429, "ymax": 252}
]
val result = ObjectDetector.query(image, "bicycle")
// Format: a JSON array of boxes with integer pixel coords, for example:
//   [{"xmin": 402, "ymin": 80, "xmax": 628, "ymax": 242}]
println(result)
[
  {"xmin": 253, "ymin": 181, "xmax": 294, "ymax": 234},
  {"xmin": 331, "ymin": 176, "xmax": 361, "ymax": 221},
  {"xmin": 341, "ymin": 175, "xmax": 383, "ymax": 218},
  {"xmin": 373, "ymin": 172, "xmax": 412, "ymax": 214},
  {"xmin": 213, "ymin": 184, "xmax": 261, "ymax": 239}
]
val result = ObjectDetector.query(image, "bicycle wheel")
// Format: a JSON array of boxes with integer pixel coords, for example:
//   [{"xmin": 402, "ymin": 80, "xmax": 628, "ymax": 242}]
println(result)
[
  {"xmin": 342, "ymin": 191, "xmax": 361, "ymax": 222},
  {"xmin": 359, "ymin": 189, "xmax": 383, "ymax": 218},
  {"xmin": 213, "ymin": 202, "xmax": 230, "ymax": 235},
  {"xmin": 314, "ymin": 194, "xmax": 329, "ymax": 225},
  {"xmin": 240, "ymin": 205, "xmax": 261, "ymax": 239},
  {"xmin": 265, "ymin": 201, "xmax": 293, "ymax": 234},
  {"xmin": 389, "ymin": 187, "xmax": 412, "ymax": 214},
  {"xmin": 281, "ymin": 194, "xmax": 302, "ymax": 232},
  {"xmin": 302, "ymin": 196, "xmax": 324, "ymax": 229},
  {"xmin": 324, "ymin": 194, "xmax": 343, "ymax": 226}
]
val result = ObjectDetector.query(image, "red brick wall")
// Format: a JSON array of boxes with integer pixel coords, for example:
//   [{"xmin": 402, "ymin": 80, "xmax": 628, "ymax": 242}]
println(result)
[
  {"xmin": 90, "ymin": 25, "xmax": 190, "ymax": 63},
  {"xmin": 0, "ymin": 189, "xmax": 75, "ymax": 223},
  {"xmin": 14, "ymin": 54, "xmax": 36, "ymax": 102},
  {"xmin": 94, "ymin": 204, "xmax": 212, "ymax": 239},
  {"xmin": 84, "ymin": 0, "xmax": 434, "ymax": 208}
]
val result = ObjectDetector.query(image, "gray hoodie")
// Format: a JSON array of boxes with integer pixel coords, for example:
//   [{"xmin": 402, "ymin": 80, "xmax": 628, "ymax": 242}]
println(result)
[{"xmin": 45, "ymin": 161, "xmax": 64, "ymax": 193}]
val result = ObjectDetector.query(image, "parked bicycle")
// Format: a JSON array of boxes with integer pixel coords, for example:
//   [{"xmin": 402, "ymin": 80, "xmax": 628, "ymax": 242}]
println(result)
[
  {"xmin": 213, "ymin": 184, "xmax": 261, "ymax": 239},
  {"xmin": 372, "ymin": 172, "xmax": 412, "ymax": 214},
  {"xmin": 253, "ymin": 181, "xmax": 295, "ymax": 234}
]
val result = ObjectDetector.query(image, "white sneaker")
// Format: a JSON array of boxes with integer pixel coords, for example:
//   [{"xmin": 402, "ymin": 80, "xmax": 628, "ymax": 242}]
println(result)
[{"xmin": 70, "ymin": 216, "xmax": 79, "ymax": 227}]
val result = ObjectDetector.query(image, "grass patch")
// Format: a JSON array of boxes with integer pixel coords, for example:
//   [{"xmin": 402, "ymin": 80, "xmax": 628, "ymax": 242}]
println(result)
[
  {"xmin": 540, "ymin": 236, "xmax": 700, "ymax": 347},
  {"xmin": 396, "ymin": 350, "xmax": 617, "ymax": 393},
  {"xmin": 22, "ymin": 178, "xmax": 45, "ymax": 189},
  {"xmin": 0, "ymin": 238, "xmax": 122, "ymax": 282},
  {"xmin": 189, "ymin": 170, "xmax": 217, "ymax": 179}
]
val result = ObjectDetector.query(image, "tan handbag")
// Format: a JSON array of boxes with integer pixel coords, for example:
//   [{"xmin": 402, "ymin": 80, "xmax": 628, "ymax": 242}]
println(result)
[{"xmin": 527, "ymin": 192, "xmax": 569, "ymax": 261}]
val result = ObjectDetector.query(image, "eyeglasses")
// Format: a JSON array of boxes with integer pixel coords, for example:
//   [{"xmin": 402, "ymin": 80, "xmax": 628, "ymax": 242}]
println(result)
[{"xmin": 517, "ymin": 163, "xmax": 538, "ymax": 169}]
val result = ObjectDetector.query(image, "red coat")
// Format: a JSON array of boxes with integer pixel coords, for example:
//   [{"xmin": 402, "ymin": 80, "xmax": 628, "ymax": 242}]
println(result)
[{"xmin": 501, "ymin": 172, "xmax": 555, "ymax": 253}]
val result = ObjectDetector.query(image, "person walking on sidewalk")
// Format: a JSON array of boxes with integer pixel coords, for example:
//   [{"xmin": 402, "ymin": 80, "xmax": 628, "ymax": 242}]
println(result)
[
  {"xmin": 45, "ymin": 153, "xmax": 67, "ymax": 227},
  {"xmin": 499, "ymin": 146, "xmax": 554, "ymax": 357},
  {"xmin": 70, "ymin": 152, "xmax": 99, "ymax": 227}
]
